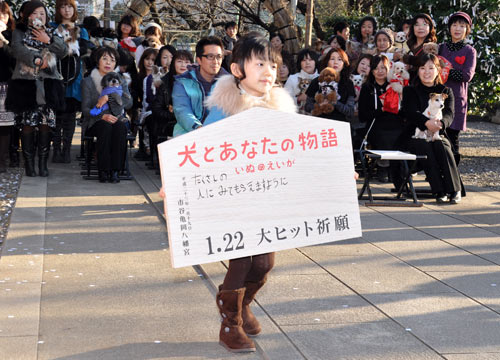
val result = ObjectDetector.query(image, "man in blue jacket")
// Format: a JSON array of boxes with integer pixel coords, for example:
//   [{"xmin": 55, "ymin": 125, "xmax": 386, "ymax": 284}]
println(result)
[{"xmin": 172, "ymin": 36, "xmax": 227, "ymax": 136}]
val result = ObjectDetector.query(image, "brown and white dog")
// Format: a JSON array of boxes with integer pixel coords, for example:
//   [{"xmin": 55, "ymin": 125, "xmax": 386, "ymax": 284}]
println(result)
[
  {"xmin": 414, "ymin": 93, "xmax": 448, "ymax": 142},
  {"xmin": 55, "ymin": 24, "xmax": 80, "ymax": 56}
]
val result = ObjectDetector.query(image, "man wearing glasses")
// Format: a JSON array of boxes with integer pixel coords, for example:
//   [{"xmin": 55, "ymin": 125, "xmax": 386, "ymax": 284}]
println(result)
[{"xmin": 172, "ymin": 37, "xmax": 228, "ymax": 136}]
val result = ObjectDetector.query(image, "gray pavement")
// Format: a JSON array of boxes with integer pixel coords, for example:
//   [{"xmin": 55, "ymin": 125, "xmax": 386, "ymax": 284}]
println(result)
[{"xmin": 1, "ymin": 133, "xmax": 499, "ymax": 359}]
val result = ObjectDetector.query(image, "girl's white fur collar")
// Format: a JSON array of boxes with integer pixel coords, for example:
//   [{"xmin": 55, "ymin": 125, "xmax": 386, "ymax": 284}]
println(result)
[
  {"xmin": 90, "ymin": 68, "xmax": 104, "ymax": 94},
  {"xmin": 205, "ymin": 75, "xmax": 297, "ymax": 116}
]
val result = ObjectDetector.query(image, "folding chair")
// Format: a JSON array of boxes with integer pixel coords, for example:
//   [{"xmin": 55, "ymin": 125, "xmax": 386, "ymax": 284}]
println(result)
[{"xmin": 357, "ymin": 149, "xmax": 427, "ymax": 207}]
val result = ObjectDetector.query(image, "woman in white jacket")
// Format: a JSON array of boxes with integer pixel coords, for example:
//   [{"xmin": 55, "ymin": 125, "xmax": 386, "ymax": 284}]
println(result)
[{"xmin": 284, "ymin": 48, "xmax": 319, "ymax": 112}]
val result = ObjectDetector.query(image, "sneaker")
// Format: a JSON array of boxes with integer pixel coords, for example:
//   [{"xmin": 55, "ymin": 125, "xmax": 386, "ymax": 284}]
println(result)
[
  {"xmin": 436, "ymin": 193, "xmax": 449, "ymax": 203},
  {"xmin": 450, "ymin": 192, "xmax": 461, "ymax": 204}
]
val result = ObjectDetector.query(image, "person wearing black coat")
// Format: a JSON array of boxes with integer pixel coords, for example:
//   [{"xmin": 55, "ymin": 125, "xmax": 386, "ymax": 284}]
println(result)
[
  {"xmin": 401, "ymin": 53, "xmax": 461, "ymax": 204},
  {"xmin": 6, "ymin": 1, "xmax": 67, "ymax": 177},
  {"xmin": 358, "ymin": 55, "xmax": 406, "ymax": 185},
  {"xmin": 150, "ymin": 50, "xmax": 192, "ymax": 168},
  {"xmin": 0, "ymin": 2, "xmax": 15, "ymax": 173},
  {"xmin": 305, "ymin": 47, "xmax": 356, "ymax": 122}
]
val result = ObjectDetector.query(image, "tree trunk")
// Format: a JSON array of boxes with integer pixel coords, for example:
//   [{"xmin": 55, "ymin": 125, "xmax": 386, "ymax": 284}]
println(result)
[
  {"xmin": 263, "ymin": 0, "xmax": 300, "ymax": 56},
  {"xmin": 125, "ymin": 0, "xmax": 154, "ymax": 22},
  {"xmin": 149, "ymin": 3, "xmax": 162, "ymax": 26},
  {"xmin": 297, "ymin": 1, "xmax": 325, "ymax": 40}
]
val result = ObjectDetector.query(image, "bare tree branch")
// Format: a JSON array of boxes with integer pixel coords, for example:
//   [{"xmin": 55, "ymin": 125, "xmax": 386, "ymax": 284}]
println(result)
[
  {"xmin": 297, "ymin": 0, "xmax": 325, "ymax": 40},
  {"xmin": 230, "ymin": 0, "xmax": 272, "ymax": 31}
]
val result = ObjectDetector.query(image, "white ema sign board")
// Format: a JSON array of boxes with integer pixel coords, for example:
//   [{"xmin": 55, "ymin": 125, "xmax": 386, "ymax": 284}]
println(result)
[{"xmin": 158, "ymin": 107, "xmax": 362, "ymax": 268}]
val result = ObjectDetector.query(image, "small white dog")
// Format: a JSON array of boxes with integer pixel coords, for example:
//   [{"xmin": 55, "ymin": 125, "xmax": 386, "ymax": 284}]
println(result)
[
  {"xmin": 414, "ymin": 93, "xmax": 448, "ymax": 142},
  {"xmin": 350, "ymin": 73, "xmax": 365, "ymax": 99}
]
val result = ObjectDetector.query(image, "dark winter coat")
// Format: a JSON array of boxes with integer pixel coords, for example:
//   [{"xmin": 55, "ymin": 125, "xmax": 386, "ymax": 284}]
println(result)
[
  {"xmin": 151, "ymin": 74, "xmax": 176, "ymax": 137},
  {"xmin": 438, "ymin": 41, "xmax": 476, "ymax": 131},
  {"xmin": 358, "ymin": 81, "xmax": 405, "ymax": 149},
  {"xmin": 401, "ymin": 82, "xmax": 455, "ymax": 146},
  {"xmin": 81, "ymin": 69, "xmax": 132, "ymax": 132},
  {"xmin": 0, "ymin": 30, "xmax": 14, "ymax": 82},
  {"xmin": 6, "ymin": 23, "xmax": 67, "ymax": 113},
  {"xmin": 10, "ymin": 23, "xmax": 66, "ymax": 81}
]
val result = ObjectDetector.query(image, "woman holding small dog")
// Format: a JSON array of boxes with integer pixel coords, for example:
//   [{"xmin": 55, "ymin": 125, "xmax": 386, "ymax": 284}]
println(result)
[
  {"xmin": 51, "ymin": 0, "xmax": 89, "ymax": 164},
  {"xmin": 402, "ymin": 53, "xmax": 462, "ymax": 204},
  {"xmin": 359, "ymin": 55, "xmax": 406, "ymax": 185},
  {"xmin": 151, "ymin": 50, "xmax": 192, "ymax": 155},
  {"xmin": 305, "ymin": 47, "xmax": 355, "ymax": 122},
  {"xmin": 284, "ymin": 48, "xmax": 319, "ymax": 109},
  {"xmin": 6, "ymin": 0, "xmax": 67, "ymax": 177},
  {"xmin": 81, "ymin": 46, "xmax": 132, "ymax": 183},
  {"xmin": 0, "ymin": 1, "xmax": 15, "ymax": 173}
]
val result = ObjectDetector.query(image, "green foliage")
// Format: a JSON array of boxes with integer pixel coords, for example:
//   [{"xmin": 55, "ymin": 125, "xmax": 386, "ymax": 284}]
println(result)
[
  {"xmin": 374, "ymin": 0, "xmax": 500, "ymax": 116},
  {"xmin": 322, "ymin": 10, "xmax": 365, "ymax": 41}
]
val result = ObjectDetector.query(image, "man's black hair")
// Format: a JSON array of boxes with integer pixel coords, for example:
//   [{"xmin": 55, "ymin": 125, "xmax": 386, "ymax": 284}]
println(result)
[
  {"xmin": 195, "ymin": 36, "xmax": 224, "ymax": 60},
  {"xmin": 333, "ymin": 21, "xmax": 349, "ymax": 35},
  {"xmin": 225, "ymin": 21, "xmax": 237, "ymax": 30}
]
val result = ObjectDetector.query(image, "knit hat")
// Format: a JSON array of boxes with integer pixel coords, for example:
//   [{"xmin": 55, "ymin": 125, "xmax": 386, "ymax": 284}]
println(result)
[
  {"xmin": 22, "ymin": 0, "xmax": 49, "ymax": 25},
  {"xmin": 374, "ymin": 28, "xmax": 394, "ymax": 46},
  {"xmin": 448, "ymin": 12, "xmax": 472, "ymax": 27},
  {"xmin": 143, "ymin": 22, "xmax": 162, "ymax": 32}
]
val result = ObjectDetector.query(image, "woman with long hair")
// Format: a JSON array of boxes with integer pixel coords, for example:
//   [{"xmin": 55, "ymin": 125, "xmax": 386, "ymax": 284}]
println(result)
[
  {"xmin": 403, "ymin": 13, "xmax": 437, "ymax": 80},
  {"xmin": 51, "ymin": 0, "xmax": 89, "ymax": 163},
  {"xmin": 150, "ymin": 50, "xmax": 192, "ymax": 167},
  {"xmin": 136, "ymin": 47, "xmax": 158, "ymax": 160},
  {"xmin": 358, "ymin": 55, "xmax": 406, "ymax": 184},
  {"xmin": 6, "ymin": 1, "xmax": 67, "ymax": 177},
  {"xmin": 402, "ymin": 53, "xmax": 461, "ymax": 204},
  {"xmin": 305, "ymin": 47, "xmax": 355, "ymax": 122},
  {"xmin": 116, "ymin": 14, "xmax": 141, "ymax": 55},
  {"xmin": 155, "ymin": 44, "xmax": 176, "ymax": 73}
]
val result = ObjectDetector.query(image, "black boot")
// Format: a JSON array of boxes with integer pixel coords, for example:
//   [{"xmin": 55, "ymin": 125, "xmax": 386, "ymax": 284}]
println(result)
[
  {"xmin": 0, "ymin": 133, "xmax": 9, "ymax": 173},
  {"xmin": 52, "ymin": 113, "xmax": 63, "ymax": 163},
  {"xmin": 9, "ymin": 127, "xmax": 19, "ymax": 167},
  {"xmin": 62, "ymin": 112, "xmax": 75, "ymax": 163},
  {"xmin": 62, "ymin": 147, "xmax": 71, "ymax": 163},
  {"xmin": 98, "ymin": 170, "xmax": 108, "ymax": 183},
  {"xmin": 21, "ymin": 130, "xmax": 36, "ymax": 177},
  {"xmin": 38, "ymin": 130, "xmax": 51, "ymax": 177},
  {"xmin": 52, "ymin": 147, "xmax": 63, "ymax": 163}
]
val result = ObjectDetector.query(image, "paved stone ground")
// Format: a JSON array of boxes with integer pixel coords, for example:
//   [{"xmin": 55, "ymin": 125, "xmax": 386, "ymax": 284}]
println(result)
[{"xmin": 1, "ymin": 126, "xmax": 499, "ymax": 359}]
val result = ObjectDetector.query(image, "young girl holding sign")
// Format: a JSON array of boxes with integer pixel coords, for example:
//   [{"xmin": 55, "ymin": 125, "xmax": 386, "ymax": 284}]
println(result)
[
  {"xmin": 159, "ymin": 32, "xmax": 358, "ymax": 353},
  {"xmin": 160, "ymin": 32, "xmax": 295, "ymax": 353},
  {"xmin": 203, "ymin": 32, "xmax": 296, "ymax": 353}
]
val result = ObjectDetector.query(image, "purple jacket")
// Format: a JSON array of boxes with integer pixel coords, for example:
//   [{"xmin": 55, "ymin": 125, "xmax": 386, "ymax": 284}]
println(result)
[{"xmin": 439, "ymin": 42, "xmax": 476, "ymax": 131}]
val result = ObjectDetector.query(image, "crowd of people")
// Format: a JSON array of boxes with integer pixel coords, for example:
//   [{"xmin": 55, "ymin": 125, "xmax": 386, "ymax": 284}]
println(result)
[{"xmin": 0, "ymin": 1, "xmax": 475, "ymax": 200}]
